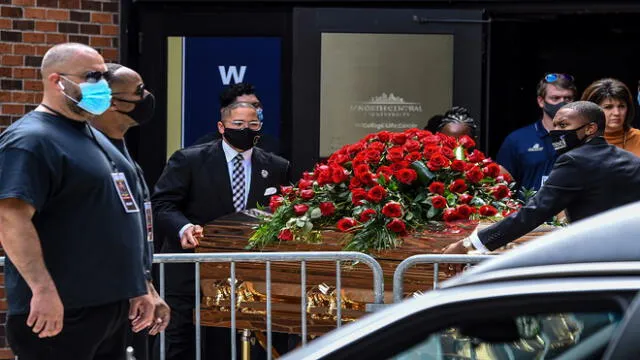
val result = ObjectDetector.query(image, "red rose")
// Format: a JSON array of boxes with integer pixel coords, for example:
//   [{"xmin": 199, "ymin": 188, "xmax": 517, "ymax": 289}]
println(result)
[
  {"xmin": 386, "ymin": 147, "xmax": 405, "ymax": 162},
  {"xmin": 359, "ymin": 208, "xmax": 377, "ymax": 222},
  {"xmin": 497, "ymin": 172, "xmax": 513, "ymax": 184},
  {"xmin": 491, "ymin": 185, "xmax": 511, "ymax": 200},
  {"xmin": 298, "ymin": 179, "xmax": 313, "ymax": 189},
  {"xmin": 458, "ymin": 193, "xmax": 474, "ymax": 204},
  {"xmin": 428, "ymin": 153, "xmax": 450, "ymax": 171},
  {"xmin": 403, "ymin": 139, "xmax": 421, "ymax": 152},
  {"xmin": 368, "ymin": 141, "xmax": 385, "ymax": 152},
  {"xmin": 382, "ymin": 201, "xmax": 403, "ymax": 218},
  {"xmin": 458, "ymin": 135, "xmax": 476, "ymax": 149},
  {"xmin": 358, "ymin": 172, "xmax": 375, "ymax": 186},
  {"xmin": 354, "ymin": 164, "xmax": 370, "ymax": 176},
  {"xmin": 467, "ymin": 149, "xmax": 486, "ymax": 163},
  {"xmin": 365, "ymin": 149, "xmax": 381, "ymax": 162},
  {"xmin": 329, "ymin": 153, "xmax": 349, "ymax": 165},
  {"xmin": 448, "ymin": 179, "xmax": 468, "ymax": 193},
  {"xmin": 280, "ymin": 186, "xmax": 293, "ymax": 196},
  {"xmin": 386, "ymin": 218, "xmax": 407, "ymax": 233},
  {"xmin": 347, "ymin": 142, "xmax": 365, "ymax": 155},
  {"xmin": 377, "ymin": 165, "xmax": 394, "ymax": 178},
  {"xmin": 429, "ymin": 181, "xmax": 445, "ymax": 195},
  {"xmin": 404, "ymin": 151, "xmax": 422, "ymax": 163},
  {"xmin": 438, "ymin": 133, "xmax": 458, "ymax": 149},
  {"xmin": 440, "ymin": 146, "xmax": 454, "ymax": 159},
  {"xmin": 302, "ymin": 171, "xmax": 315, "ymax": 180},
  {"xmin": 377, "ymin": 131, "xmax": 391, "ymax": 142},
  {"xmin": 483, "ymin": 163, "xmax": 501, "ymax": 178},
  {"xmin": 277, "ymin": 228, "xmax": 294, "ymax": 241},
  {"xmin": 456, "ymin": 204, "xmax": 474, "ymax": 219},
  {"xmin": 349, "ymin": 177, "xmax": 362, "ymax": 190},
  {"xmin": 300, "ymin": 189, "xmax": 315, "ymax": 200},
  {"xmin": 337, "ymin": 217, "xmax": 358, "ymax": 232},
  {"xmin": 422, "ymin": 145, "xmax": 441, "ymax": 159},
  {"xmin": 269, "ymin": 195, "xmax": 284, "ymax": 212},
  {"xmin": 450, "ymin": 160, "xmax": 466, "ymax": 172},
  {"xmin": 293, "ymin": 204, "xmax": 309, "ymax": 216},
  {"xmin": 431, "ymin": 195, "xmax": 447, "ymax": 209},
  {"xmin": 465, "ymin": 166, "xmax": 484, "ymax": 184},
  {"xmin": 479, "ymin": 205, "xmax": 498, "ymax": 216},
  {"xmin": 421, "ymin": 135, "xmax": 440, "ymax": 146},
  {"xmin": 351, "ymin": 188, "xmax": 367, "ymax": 205},
  {"xmin": 367, "ymin": 185, "xmax": 387, "ymax": 203},
  {"xmin": 391, "ymin": 133, "xmax": 407, "ymax": 145},
  {"xmin": 331, "ymin": 165, "xmax": 349, "ymax": 183},
  {"xmin": 443, "ymin": 208, "xmax": 460, "ymax": 222},
  {"xmin": 389, "ymin": 161, "xmax": 410, "ymax": 172},
  {"xmin": 319, "ymin": 202, "xmax": 336, "ymax": 216},
  {"xmin": 395, "ymin": 168, "xmax": 418, "ymax": 185}
]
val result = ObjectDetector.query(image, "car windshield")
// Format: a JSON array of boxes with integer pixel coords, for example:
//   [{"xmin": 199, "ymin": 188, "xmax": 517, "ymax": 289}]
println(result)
[{"xmin": 390, "ymin": 311, "xmax": 621, "ymax": 359}]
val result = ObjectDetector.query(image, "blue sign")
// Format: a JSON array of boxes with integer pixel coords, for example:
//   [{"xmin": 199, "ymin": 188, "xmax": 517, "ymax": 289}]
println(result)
[{"xmin": 183, "ymin": 37, "xmax": 282, "ymax": 147}]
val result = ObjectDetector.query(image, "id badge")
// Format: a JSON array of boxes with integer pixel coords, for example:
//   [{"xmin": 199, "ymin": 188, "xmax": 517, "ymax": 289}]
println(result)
[
  {"xmin": 144, "ymin": 201, "xmax": 154, "ymax": 243},
  {"xmin": 541, "ymin": 175, "xmax": 549, "ymax": 187},
  {"xmin": 111, "ymin": 172, "xmax": 140, "ymax": 213}
]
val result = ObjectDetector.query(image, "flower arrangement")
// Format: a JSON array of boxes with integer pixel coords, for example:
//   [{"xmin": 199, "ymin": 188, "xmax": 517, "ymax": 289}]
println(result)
[{"xmin": 249, "ymin": 128, "xmax": 521, "ymax": 253}]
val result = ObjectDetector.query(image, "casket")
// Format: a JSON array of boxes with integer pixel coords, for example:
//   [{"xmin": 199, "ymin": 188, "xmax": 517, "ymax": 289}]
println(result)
[{"xmin": 196, "ymin": 214, "xmax": 556, "ymax": 336}]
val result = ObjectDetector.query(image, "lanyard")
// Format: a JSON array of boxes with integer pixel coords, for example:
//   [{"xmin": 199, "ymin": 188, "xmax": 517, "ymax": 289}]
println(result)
[
  {"xmin": 121, "ymin": 143, "xmax": 150, "ymax": 201},
  {"xmin": 41, "ymin": 104, "xmax": 119, "ymax": 173}
]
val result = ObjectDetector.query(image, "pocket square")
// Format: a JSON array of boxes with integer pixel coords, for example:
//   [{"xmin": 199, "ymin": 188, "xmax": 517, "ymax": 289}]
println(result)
[{"xmin": 264, "ymin": 187, "xmax": 277, "ymax": 196}]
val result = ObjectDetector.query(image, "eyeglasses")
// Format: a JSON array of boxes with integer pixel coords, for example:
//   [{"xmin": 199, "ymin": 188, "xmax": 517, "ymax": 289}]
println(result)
[
  {"xmin": 544, "ymin": 73, "xmax": 574, "ymax": 83},
  {"xmin": 59, "ymin": 71, "xmax": 111, "ymax": 83},
  {"xmin": 228, "ymin": 120, "xmax": 262, "ymax": 131}
]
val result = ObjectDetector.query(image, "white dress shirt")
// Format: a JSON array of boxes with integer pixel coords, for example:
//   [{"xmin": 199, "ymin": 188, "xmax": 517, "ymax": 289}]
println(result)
[{"xmin": 178, "ymin": 140, "xmax": 253, "ymax": 239}]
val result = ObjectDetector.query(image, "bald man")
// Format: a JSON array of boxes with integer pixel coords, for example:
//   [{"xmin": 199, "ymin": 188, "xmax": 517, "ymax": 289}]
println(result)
[
  {"xmin": 0, "ymin": 43, "xmax": 154, "ymax": 359},
  {"xmin": 90, "ymin": 63, "xmax": 170, "ymax": 359}
]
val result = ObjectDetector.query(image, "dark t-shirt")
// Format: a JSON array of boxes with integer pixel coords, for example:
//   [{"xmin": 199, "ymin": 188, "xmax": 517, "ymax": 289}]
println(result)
[
  {"xmin": 109, "ymin": 138, "xmax": 153, "ymax": 281},
  {"xmin": 0, "ymin": 111, "xmax": 147, "ymax": 315}
]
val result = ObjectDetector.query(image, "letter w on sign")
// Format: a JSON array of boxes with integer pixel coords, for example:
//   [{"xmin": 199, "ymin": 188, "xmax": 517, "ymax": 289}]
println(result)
[{"xmin": 218, "ymin": 66, "xmax": 247, "ymax": 85}]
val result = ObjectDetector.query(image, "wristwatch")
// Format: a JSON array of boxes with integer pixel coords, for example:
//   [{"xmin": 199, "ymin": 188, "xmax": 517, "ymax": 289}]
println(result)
[{"xmin": 462, "ymin": 237, "xmax": 475, "ymax": 250}]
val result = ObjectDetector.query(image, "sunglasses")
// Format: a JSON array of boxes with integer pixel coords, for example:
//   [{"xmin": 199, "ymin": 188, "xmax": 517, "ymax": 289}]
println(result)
[
  {"xmin": 112, "ymin": 84, "xmax": 146, "ymax": 103},
  {"xmin": 59, "ymin": 70, "xmax": 111, "ymax": 83},
  {"xmin": 544, "ymin": 73, "xmax": 574, "ymax": 83}
]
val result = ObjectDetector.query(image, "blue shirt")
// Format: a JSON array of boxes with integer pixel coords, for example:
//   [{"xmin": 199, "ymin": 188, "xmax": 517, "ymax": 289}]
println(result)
[{"xmin": 496, "ymin": 120, "xmax": 557, "ymax": 194}]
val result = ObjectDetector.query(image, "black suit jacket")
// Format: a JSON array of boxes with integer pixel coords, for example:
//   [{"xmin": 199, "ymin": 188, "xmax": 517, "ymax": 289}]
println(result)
[
  {"xmin": 479, "ymin": 136, "xmax": 640, "ymax": 250},
  {"xmin": 152, "ymin": 140, "xmax": 291, "ymax": 293}
]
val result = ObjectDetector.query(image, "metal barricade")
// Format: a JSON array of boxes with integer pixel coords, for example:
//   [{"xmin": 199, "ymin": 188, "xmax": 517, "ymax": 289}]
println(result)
[
  {"xmin": 153, "ymin": 252, "xmax": 385, "ymax": 360},
  {"xmin": 392, "ymin": 254, "xmax": 493, "ymax": 303}
]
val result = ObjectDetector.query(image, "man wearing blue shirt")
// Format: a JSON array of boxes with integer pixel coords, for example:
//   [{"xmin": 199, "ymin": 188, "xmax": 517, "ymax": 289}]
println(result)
[{"xmin": 497, "ymin": 74, "xmax": 577, "ymax": 194}]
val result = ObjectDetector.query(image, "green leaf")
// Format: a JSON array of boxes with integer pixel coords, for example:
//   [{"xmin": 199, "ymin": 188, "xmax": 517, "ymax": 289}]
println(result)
[
  {"xmin": 427, "ymin": 206, "xmax": 437, "ymax": 219},
  {"xmin": 310, "ymin": 207, "xmax": 322, "ymax": 219},
  {"xmin": 470, "ymin": 197, "xmax": 486, "ymax": 206},
  {"xmin": 406, "ymin": 211, "xmax": 415, "ymax": 221},
  {"xmin": 410, "ymin": 161, "xmax": 435, "ymax": 185},
  {"xmin": 377, "ymin": 174, "xmax": 388, "ymax": 186},
  {"xmin": 296, "ymin": 219, "xmax": 306, "ymax": 228},
  {"xmin": 454, "ymin": 146, "xmax": 465, "ymax": 160}
]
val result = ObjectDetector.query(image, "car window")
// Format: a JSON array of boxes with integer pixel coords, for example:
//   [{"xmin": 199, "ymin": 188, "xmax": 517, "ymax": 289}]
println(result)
[{"xmin": 390, "ymin": 311, "xmax": 621, "ymax": 360}]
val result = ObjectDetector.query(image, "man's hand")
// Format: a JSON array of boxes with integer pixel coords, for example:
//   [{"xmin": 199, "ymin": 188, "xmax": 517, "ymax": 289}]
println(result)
[
  {"xmin": 28, "ymin": 286, "xmax": 64, "ymax": 338},
  {"xmin": 441, "ymin": 240, "xmax": 467, "ymax": 276},
  {"xmin": 148, "ymin": 283, "xmax": 171, "ymax": 335},
  {"xmin": 129, "ymin": 294, "xmax": 155, "ymax": 333},
  {"xmin": 180, "ymin": 224, "xmax": 203, "ymax": 249}
]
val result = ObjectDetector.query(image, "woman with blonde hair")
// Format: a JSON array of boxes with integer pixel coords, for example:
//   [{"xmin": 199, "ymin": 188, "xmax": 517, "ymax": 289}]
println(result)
[{"xmin": 581, "ymin": 78, "xmax": 640, "ymax": 155}]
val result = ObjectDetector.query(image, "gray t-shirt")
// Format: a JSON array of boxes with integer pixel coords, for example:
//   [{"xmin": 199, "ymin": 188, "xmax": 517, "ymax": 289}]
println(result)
[{"xmin": 0, "ymin": 111, "xmax": 147, "ymax": 315}]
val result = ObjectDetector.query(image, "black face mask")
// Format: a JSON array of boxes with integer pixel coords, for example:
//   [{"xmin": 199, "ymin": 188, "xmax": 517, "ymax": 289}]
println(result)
[
  {"xmin": 543, "ymin": 101, "xmax": 569, "ymax": 119},
  {"xmin": 549, "ymin": 123, "xmax": 590, "ymax": 154},
  {"xmin": 115, "ymin": 93, "xmax": 156, "ymax": 125},
  {"xmin": 223, "ymin": 128, "xmax": 261, "ymax": 151}
]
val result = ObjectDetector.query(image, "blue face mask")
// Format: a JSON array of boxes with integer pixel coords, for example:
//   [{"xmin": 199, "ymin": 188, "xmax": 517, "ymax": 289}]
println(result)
[{"xmin": 60, "ymin": 77, "xmax": 112, "ymax": 115}]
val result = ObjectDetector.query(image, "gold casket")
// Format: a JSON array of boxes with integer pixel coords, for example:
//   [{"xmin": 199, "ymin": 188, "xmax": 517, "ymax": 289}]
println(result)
[{"xmin": 196, "ymin": 214, "xmax": 556, "ymax": 336}]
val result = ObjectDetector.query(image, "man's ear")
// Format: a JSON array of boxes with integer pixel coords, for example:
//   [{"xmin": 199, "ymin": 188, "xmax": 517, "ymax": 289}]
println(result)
[
  {"xmin": 217, "ymin": 121, "xmax": 225, "ymax": 135},
  {"xmin": 536, "ymin": 96, "xmax": 545, "ymax": 109},
  {"xmin": 587, "ymin": 122, "xmax": 598, "ymax": 136}
]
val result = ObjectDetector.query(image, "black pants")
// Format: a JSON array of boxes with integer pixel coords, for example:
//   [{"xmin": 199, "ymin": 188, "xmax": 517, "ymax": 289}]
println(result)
[
  {"xmin": 165, "ymin": 294, "xmax": 298, "ymax": 360},
  {"xmin": 7, "ymin": 300, "xmax": 130, "ymax": 360}
]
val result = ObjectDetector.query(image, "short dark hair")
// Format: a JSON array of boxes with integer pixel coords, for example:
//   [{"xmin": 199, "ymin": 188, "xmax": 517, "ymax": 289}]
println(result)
[
  {"xmin": 439, "ymin": 106, "xmax": 477, "ymax": 137},
  {"xmin": 562, "ymin": 101, "xmax": 606, "ymax": 134},
  {"xmin": 219, "ymin": 83, "xmax": 256, "ymax": 108},
  {"xmin": 536, "ymin": 73, "xmax": 577, "ymax": 99},
  {"xmin": 581, "ymin": 78, "xmax": 635, "ymax": 131},
  {"xmin": 424, "ymin": 114, "xmax": 444, "ymax": 133}
]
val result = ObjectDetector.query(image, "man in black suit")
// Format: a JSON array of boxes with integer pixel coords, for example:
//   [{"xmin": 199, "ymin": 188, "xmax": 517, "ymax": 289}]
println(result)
[
  {"xmin": 444, "ymin": 101, "xmax": 640, "ymax": 254},
  {"xmin": 152, "ymin": 101, "xmax": 290, "ymax": 359}
]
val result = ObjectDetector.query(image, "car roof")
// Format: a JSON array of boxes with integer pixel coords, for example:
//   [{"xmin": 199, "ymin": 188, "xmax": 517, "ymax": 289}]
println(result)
[{"xmin": 442, "ymin": 200, "xmax": 640, "ymax": 288}]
